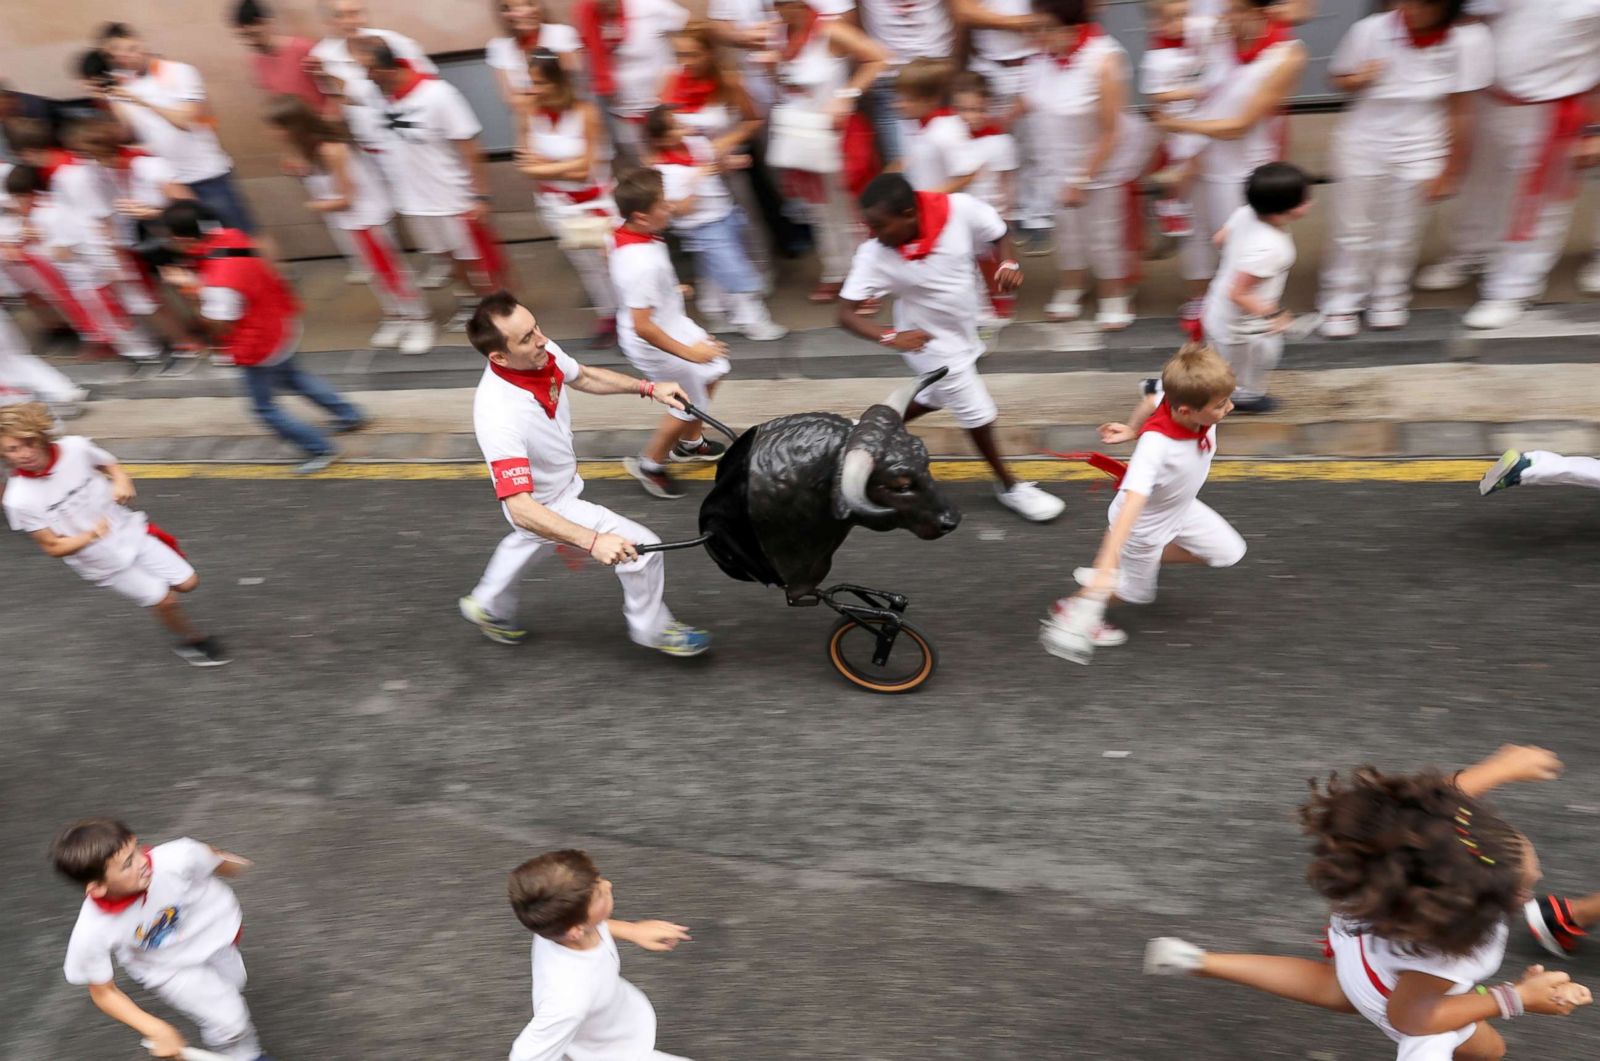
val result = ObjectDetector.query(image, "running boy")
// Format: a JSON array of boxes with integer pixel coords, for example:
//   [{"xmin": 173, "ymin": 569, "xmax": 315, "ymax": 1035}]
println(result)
[
  {"xmin": 1144, "ymin": 744, "xmax": 1598, "ymax": 1060},
  {"xmin": 893, "ymin": 58, "xmax": 983, "ymax": 195},
  {"xmin": 1200, "ymin": 160, "xmax": 1311, "ymax": 413},
  {"xmin": 609, "ymin": 168, "xmax": 733, "ymax": 501},
  {"xmin": 50, "ymin": 818, "xmax": 267, "ymax": 1060},
  {"xmin": 507, "ymin": 848, "xmax": 692, "ymax": 1060},
  {"xmin": 2, "ymin": 402, "xmax": 228, "ymax": 666},
  {"xmin": 1040, "ymin": 342, "xmax": 1244, "ymax": 661},
  {"xmin": 838, "ymin": 173, "xmax": 1064, "ymax": 522}
]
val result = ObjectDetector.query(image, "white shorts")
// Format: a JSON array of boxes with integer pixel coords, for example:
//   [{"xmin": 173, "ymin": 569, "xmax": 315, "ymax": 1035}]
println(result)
[
  {"xmin": 1325, "ymin": 923, "xmax": 1479, "ymax": 1060},
  {"xmin": 95, "ymin": 533, "xmax": 195, "ymax": 608},
  {"xmin": 910, "ymin": 363, "xmax": 998, "ymax": 430},
  {"xmin": 403, "ymin": 213, "xmax": 483, "ymax": 261},
  {"xmin": 623, "ymin": 349, "xmax": 732, "ymax": 423},
  {"xmin": 1113, "ymin": 499, "xmax": 1244, "ymax": 605}
]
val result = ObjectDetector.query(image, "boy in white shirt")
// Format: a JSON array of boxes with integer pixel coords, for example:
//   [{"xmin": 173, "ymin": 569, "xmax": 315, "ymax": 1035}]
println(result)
[
  {"xmin": 1140, "ymin": 0, "xmax": 1207, "ymax": 239},
  {"xmin": 1041, "ymin": 342, "xmax": 1244, "ymax": 661},
  {"xmin": 507, "ymin": 849, "xmax": 691, "ymax": 1061},
  {"xmin": 49, "ymin": 818, "xmax": 265, "ymax": 1060},
  {"xmin": 893, "ymin": 59, "xmax": 983, "ymax": 195},
  {"xmin": 609, "ymin": 168, "xmax": 735, "ymax": 502},
  {"xmin": 641, "ymin": 107, "xmax": 786, "ymax": 343},
  {"xmin": 951, "ymin": 71, "xmax": 1020, "ymax": 327},
  {"xmin": 1200, "ymin": 161, "xmax": 1311, "ymax": 413}
]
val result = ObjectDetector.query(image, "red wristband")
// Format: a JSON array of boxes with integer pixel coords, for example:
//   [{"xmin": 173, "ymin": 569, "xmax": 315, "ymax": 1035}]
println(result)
[
  {"xmin": 587, "ymin": 530, "xmax": 599, "ymax": 555},
  {"xmin": 638, "ymin": 380, "xmax": 655, "ymax": 398}
]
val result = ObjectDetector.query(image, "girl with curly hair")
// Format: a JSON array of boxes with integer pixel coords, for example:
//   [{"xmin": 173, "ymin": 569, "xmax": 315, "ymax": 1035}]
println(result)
[{"xmin": 1144, "ymin": 744, "xmax": 1597, "ymax": 1059}]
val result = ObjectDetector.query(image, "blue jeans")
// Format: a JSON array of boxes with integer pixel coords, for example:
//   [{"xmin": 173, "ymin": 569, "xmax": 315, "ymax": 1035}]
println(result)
[
  {"xmin": 680, "ymin": 212, "xmax": 762, "ymax": 294},
  {"xmin": 240, "ymin": 356, "xmax": 362, "ymax": 457},
  {"xmin": 864, "ymin": 77, "xmax": 903, "ymax": 165},
  {"xmin": 187, "ymin": 172, "xmax": 257, "ymax": 233}
]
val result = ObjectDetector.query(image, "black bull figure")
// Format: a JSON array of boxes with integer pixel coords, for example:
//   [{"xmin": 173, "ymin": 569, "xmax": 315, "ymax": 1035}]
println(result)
[{"xmin": 696, "ymin": 368, "xmax": 962, "ymax": 603}]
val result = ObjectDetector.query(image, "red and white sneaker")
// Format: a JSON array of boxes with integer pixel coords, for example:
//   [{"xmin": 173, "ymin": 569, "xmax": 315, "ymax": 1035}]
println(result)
[
  {"xmin": 1155, "ymin": 199, "xmax": 1193, "ymax": 239},
  {"xmin": 1526, "ymin": 896, "xmax": 1588, "ymax": 957}
]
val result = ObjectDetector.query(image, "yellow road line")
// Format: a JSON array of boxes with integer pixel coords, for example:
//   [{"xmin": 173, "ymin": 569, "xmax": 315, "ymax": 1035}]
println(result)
[{"xmin": 122, "ymin": 459, "xmax": 1489, "ymax": 484}]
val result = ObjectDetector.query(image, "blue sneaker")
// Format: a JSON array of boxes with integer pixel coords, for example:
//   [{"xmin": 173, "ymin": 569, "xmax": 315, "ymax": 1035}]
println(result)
[
  {"xmin": 651, "ymin": 622, "xmax": 711, "ymax": 657},
  {"xmin": 1479, "ymin": 449, "xmax": 1531, "ymax": 496}
]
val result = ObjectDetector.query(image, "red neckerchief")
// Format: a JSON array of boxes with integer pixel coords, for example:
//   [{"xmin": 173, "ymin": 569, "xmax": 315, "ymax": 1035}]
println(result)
[
  {"xmin": 1149, "ymin": 32, "xmax": 1186, "ymax": 50},
  {"xmin": 515, "ymin": 28, "xmax": 546, "ymax": 50},
  {"xmin": 11, "ymin": 442, "xmax": 60, "ymax": 478},
  {"xmin": 781, "ymin": 10, "xmax": 820, "ymax": 62},
  {"xmin": 112, "ymin": 146, "xmax": 150, "ymax": 169},
  {"xmin": 1140, "ymin": 400, "xmax": 1212, "ymax": 452},
  {"xmin": 896, "ymin": 192, "xmax": 951, "ymax": 261},
  {"xmin": 969, "ymin": 124, "xmax": 1006, "ymax": 138},
  {"xmin": 915, "ymin": 106, "xmax": 954, "ymax": 130},
  {"xmin": 612, "ymin": 224, "xmax": 662, "ymax": 248},
  {"xmin": 536, "ymin": 107, "xmax": 566, "ymax": 126},
  {"xmin": 490, "ymin": 356, "xmax": 566, "ymax": 419},
  {"xmin": 651, "ymin": 144, "xmax": 699, "ymax": 167},
  {"xmin": 1235, "ymin": 20, "xmax": 1291, "ymax": 66},
  {"xmin": 1398, "ymin": 10, "xmax": 1448, "ymax": 49},
  {"xmin": 664, "ymin": 71, "xmax": 719, "ymax": 112},
  {"xmin": 576, "ymin": 0, "xmax": 627, "ymax": 97},
  {"xmin": 387, "ymin": 64, "xmax": 436, "ymax": 101},
  {"xmin": 89, "ymin": 847, "xmax": 154, "ymax": 914},
  {"xmin": 1054, "ymin": 23, "xmax": 1104, "ymax": 67}
]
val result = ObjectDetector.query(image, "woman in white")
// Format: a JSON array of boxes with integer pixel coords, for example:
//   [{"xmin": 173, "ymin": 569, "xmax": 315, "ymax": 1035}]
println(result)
[
  {"xmin": 1317, "ymin": 0, "xmax": 1490, "ymax": 338},
  {"xmin": 1153, "ymin": 0, "xmax": 1306, "ymax": 301},
  {"xmin": 517, "ymin": 53, "xmax": 621, "ymax": 347},
  {"xmin": 1021, "ymin": 0, "xmax": 1151, "ymax": 329},
  {"xmin": 486, "ymin": 0, "xmax": 583, "ymax": 147},
  {"xmin": 265, "ymin": 95, "xmax": 435, "ymax": 355},
  {"xmin": 770, "ymin": 0, "xmax": 888, "ymax": 302}
]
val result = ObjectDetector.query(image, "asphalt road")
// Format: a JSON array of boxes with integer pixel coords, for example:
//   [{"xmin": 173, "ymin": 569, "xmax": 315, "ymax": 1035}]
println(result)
[{"xmin": 6, "ymin": 475, "xmax": 1600, "ymax": 1061}]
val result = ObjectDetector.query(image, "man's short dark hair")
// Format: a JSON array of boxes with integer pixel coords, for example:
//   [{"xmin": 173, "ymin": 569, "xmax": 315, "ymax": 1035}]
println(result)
[
  {"xmin": 1032, "ymin": 0, "xmax": 1089, "ymax": 26},
  {"xmin": 642, "ymin": 104, "xmax": 674, "ymax": 145},
  {"xmin": 508, "ymin": 849, "xmax": 601, "ymax": 939},
  {"xmin": 364, "ymin": 38, "xmax": 402, "ymax": 71},
  {"xmin": 50, "ymin": 819, "xmax": 135, "ymax": 885},
  {"xmin": 161, "ymin": 199, "xmax": 223, "ymax": 240},
  {"xmin": 858, "ymin": 172, "xmax": 916, "ymax": 216},
  {"xmin": 78, "ymin": 49, "xmax": 115, "ymax": 84},
  {"xmin": 614, "ymin": 168, "xmax": 664, "ymax": 223},
  {"xmin": 1245, "ymin": 161, "xmax": 1310, "ymax": 217},
  {"xmin": 97, "ymin": 22, "xmax": 136, "ymax": 43},
  {"xmin": 468, "ymin": 290, "xmax": 521, "ymax": 357},
  {"xmin": 234, "ymin": 0, "xmax": 272, "ymax": 28},
  {"xmin": 4, "ymin": 165, "xmax": 43, "ymax": 198}
]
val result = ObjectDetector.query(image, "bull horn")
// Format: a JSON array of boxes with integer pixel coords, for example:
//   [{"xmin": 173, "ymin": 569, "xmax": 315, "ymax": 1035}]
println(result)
[
  {"xmin": 880, "ymin": 367, "xmax": 950, "ymax": 418},
  {"xmin": 836, "ymin": 446, "xmax": 895, "ymax": 520}
]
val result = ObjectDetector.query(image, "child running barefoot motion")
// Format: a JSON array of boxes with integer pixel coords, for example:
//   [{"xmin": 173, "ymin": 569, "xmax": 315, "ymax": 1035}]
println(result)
[{"xmin": 1145, "ymin": 744, "xmax": 1599, "ymax": 1061}]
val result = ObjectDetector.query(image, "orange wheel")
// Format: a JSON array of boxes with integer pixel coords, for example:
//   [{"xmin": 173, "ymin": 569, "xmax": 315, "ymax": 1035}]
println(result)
[{"xmin": 826, "ymin": 616, "xmax": 937, "ymax": 694}]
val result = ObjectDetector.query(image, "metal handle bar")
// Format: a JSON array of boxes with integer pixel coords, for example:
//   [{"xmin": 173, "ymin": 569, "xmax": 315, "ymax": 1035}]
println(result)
[
  {"xmin": 677, "ymin": 400, "xmax": 738, "ymax": 443},
  {"xmin": 635, "ymin": 533, "xmax": 712, "ymax": 555}
]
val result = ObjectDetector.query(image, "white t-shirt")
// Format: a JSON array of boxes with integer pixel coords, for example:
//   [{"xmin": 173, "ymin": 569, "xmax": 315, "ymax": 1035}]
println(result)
[
  {"xmin": 1112, "ymin": 415, "xmax": 1219, "ymax": 544},
  {"xmin": 705, "ymin": 0, "xmax": 778, "ymax": 111},
  {"xmin": 1024, "ymin": 38, "xmax": 1152, "ymax": 188},
  {"xmin": 1488, "ymin": 0, "xmax": 1600, "ymax": 101},
  {"xmin": 1202, "ymin": 205, "xmax": 1296, "ymax": 338},
  {"xmin": 349, "ymin": 77, "xmax": 482, "ymax": 216},
  {"xmin": 901, "ymin": 113, "xmax": 980, "ymax": 192},
  {"xmin": 1330, "ymin": 13, "xmax": 1493, "ymax": 178},
  {"xmin": 840, "ymin": 192, "xmax": 1006, "ymax": 372},
  {"xmin": 473, "ymin": 342, "xmax": 586, "ymax": 512},
  {"xmin": 311, "ymin": 28, "xmax": 436, "ymax": 94},
  {"xmin": 657, "ymin": 137, "xmax": 735, "ymax": 230},
  {"xmin": 611, "ymin": 235, "xmax": 711, "ymax": 370},
  {"xmin": 1328, "ymin": 916, "xmax": 1508, "ymax": 1046},
  {"xmin": 19, "ymin": 200, "xmax": 116, "ymax": 290},
  {"xmin": 486, "ymin": 26, "xmax": 583, "ymax": 93},
  {"xmin": 4, "ymin": 435, "xmax": 149, "ymax": 581},
  {"xmin": 510, "ymin": 922, "xmax": 658, "ymax": 1061},
  {"xmin": 857, "ymin": 0, "xmax": 954, "ymax": 64},
  {"xmin": 965, "ymin": 130, "xmax": 1017, "ymax": 215},
  {"xmin": 970, "ymin": 0, "xmax": 1036, "ymax": 68},
  {"xmin": 1191, "ymin": 33, "xmax": 1301, "ymax": 184},
  {"xmin": 605, "ymin": 0, "xmax": 691, "ymax": 117},
  {"xmin": 106, "ymin": 153, "xmax": 179, "ymax": 245},
  {"xmin": 61, "ymin": 838, "xmax": 242, "ymax": 990},
  {"xmin": 117, "ymin": 60, "xmax": 232, "ymax": 184},
  {"xmin": 1140, "ymin": 20, "xmax": 1210, "ymax": 115},
  {"xmin": 304, "ymin": 145, "xmax": 394, "ymax": 230}
]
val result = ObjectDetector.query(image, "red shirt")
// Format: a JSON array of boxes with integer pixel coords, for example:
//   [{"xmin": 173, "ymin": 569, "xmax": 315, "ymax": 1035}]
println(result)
[{"xmin": 249, "ymin": 37, "xmax": 326, "ymax": 108}]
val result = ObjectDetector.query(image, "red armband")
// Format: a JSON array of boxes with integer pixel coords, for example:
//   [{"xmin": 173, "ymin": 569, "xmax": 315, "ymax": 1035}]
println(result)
[{"xmin": 490, "ymin": 458, "xmax": 534, "ymax": 499}]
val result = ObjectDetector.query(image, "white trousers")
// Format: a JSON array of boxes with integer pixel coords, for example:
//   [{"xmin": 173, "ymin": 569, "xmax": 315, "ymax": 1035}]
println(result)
[
  {"xmin": 1319, "ymin": 163, "xmax": 1431, "ymax": 316},
  {"xmin": 0, "ymin": 312, "xmax": 79, "ymax": 403},
  {"xmin": 150, "ymin": 946, "xmax": 261, "ymax": 1061},
  {"xmin": 1110, "ymin": 499, "xmax": 1246, "ymax": 605},
  {"xmin": 1521, "ymin": 450, "xmax": 1600, "ymax": 490},
  {"xmin": 1054, "ymin": 185, "xmax": 1135, "ymax": 281},
  {"xmin": 1203, "ymin": 314, "xmax": 1281, "ymax": 401},
  {"xmin": 1180, "ymin": 178, "xmax": 1246, "ymax": 281},
  {"xmin": 804, "ymin": 175, "xmax": 859, "ymax": 285},
  {"xmin": 470, "ymin": 494, "xmax": 674, "ymax": 645}
]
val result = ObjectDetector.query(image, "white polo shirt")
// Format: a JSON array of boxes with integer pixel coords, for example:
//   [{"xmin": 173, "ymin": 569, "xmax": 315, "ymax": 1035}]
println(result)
[
  {"xmin": 1489, "ymin": 0, "xmax": 1600, "ymax": 101},
  {"xmin": 349, "ymin": 76, "xmax": 482, "ymax": 217},
  {"xmin": 486, "ymin": 25, "xmax": 582, "ymax": 93},
  {"xmin": 474, "ymin": 342, "xmax": 586, "ymax": 513},
  {"xmin": 657, "ymin": 137, "xmax": 735, "ymax": 230},
  {"xmin": 117, "ymin": 60, "xmax": 232, "ymax": 185},
  {"xmin": 839, "ymin": 192, "xmax": 1006, "ymax": 373},
  {"xmin": 901, "ymin": 113, "xmax": 980, "ymax": 192},
  {"xmin": 61, "ymin": 838, "xmax": 242, "ymax": 990},
  {"xmin": 857, "ymin": 0, "xmax": 954, "ymax": 64},
  {"xmin": 1112, "ymin": 413, "xmax": 1219, "ymax": 545},
  {"xmin": 966, "ymin": 131, "xmax": 1017, "ymax": 215},
  {"xmin": 311, "ymin": 28, "xmax": 436, "ymax": 93},
  {"xmin": 611, "ymin": 235, "xmax": 711, "ymax": 370},
  {"xmin": 605, "ymin": 0, "xmax": 691, "ymax": 117},
  {"xmin": 510, "ymin": 922, "xmax": 658, "ymax": 1061},
  {"xmin": 1202, "ymin": 205, "xmax": 1295, "ymax": 339},
  {"xmin": 5, "ymin": 435, "xmax": 147, "ymax": 581},
  {"xmin": 1327, "ymin": 917, "xmax": 1508, "ymax": 1047}
]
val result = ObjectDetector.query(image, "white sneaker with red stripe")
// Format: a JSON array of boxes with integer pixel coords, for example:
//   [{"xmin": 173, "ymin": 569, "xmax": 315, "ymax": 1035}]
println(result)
[{"xmin": 1526, "ymin": 895, "xmax": 1588, "ymax": 957}]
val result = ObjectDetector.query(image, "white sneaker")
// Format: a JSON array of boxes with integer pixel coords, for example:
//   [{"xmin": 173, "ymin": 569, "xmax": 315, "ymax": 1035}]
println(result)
[
  {"xmin": 1366, "ymin": 306, "xmax": 1409, "ymax": 330},
  {"xmin": 1072, "ymin": 567, "xmax": 1102, "ymax": 589},
  {"xmin": 1096, "ymin": 296, "xmax": 1135, "ymax": 331},
  {"xmin": 1463, "ymin": 298, "xmax": 1525, "ymax": 330},
  {"xmin": 995, "ymin": 481, "xmax": 1065, "ymax": 522},
  {"xmin": 418, "ymin": 256, "xmax": 454, "ymax": 290},
  {"xmin": 1144, "ymin": 937, "xmax": 1206, "ymax": 976},
  {"xmin": 400, "ymin": 319, "xmax": 435, "ymax": 355},
  {"xmin": 1045, "ymin": 288, "xmax": 1084, "ymax": 321},
  {"xmin": 1579, "ymin": 258, "xmax": 1600, "ymax": 296},
  {"xmin": 741, "ymin": 319, "xmax": 788, "ymax": 342},
  {"xmin": 345, "ymin": 267, "xmax": 371, "ymax": 285},
  {"xmin": 1318, "ymin": 313, "xmax": 1359, "ymax": 339},
  {"xmin": 1415, "ymin": 258, "xmax": 1476, "ymax": 291},
  {"xmin": 369, "ymin": 318, "xmax": 407, "ymax": 349},
  {"xmin": 445, "ymin": 306, "xmax": 474, "ymax": 332}
]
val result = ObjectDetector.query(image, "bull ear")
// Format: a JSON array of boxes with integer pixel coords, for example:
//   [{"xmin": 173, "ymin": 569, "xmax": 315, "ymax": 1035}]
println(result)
[
  {"xmin": 880, "ymin": 367, "xmax": 950, "ymax": 419},
  {"xmin": 833, "ymin": 446, "xmax": 895, "ymax": 521}
]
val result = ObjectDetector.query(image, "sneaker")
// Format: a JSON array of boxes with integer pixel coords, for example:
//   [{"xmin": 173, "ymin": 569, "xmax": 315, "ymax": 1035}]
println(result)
[
  {"xmin": 650, "ymin": 620, "xmax": 712, "ymax": 657},
  {"xmin": 741, "ymin": 319, "xmax": 789, "ymax": 342},
  {"xmin": 1366, "ymin": 306, "xmax": 1410, "ymax": 330},
  {"xmin": 458, "ymin": 595, "xmax": 528, "ymax": 645},
  {"xmin": 210, "ymin": 351, "xmax": 236, "ymax": 367},
  {"xmin": 369, "ymin": 318, "xmax": 407, "ymax": 349},
  {"xmin": 588, "ymin": 316, "xmax": 618, "ymax": 349},
  {"xmin": 173, "ymin": 636, "xmax": 231, "ymax": 668},
  {"xmin": 623, "ymin": 456, "xmax": 684, "ymax": 499},
  {"xmin": 445, "ymin": 306, "xmax": 475, "ymax": 332},
  {"xmin": 1018, "ymin": 227, "xmax": 1056, "ymax": 257},
  {"xmin": 1525, "ymin": 896, "xmax": 1588, "ymax": 957},
  {"xmin": 400, "ymin": 319, "xmax": 435, "ymax": 355},
  {"xmin": 670, "ymin": 437, "xmax": 727, "ymax": 463},
  {"xmin": 1464, "ymin": 298, "xmax": 1525, "ymax": 330},
  {"xmin": 1478, "ymin": 449, "xmax": 1530, "ymax": 496},
  {"xmin": 995, "ymin": 480, "xmax": 1065, "ymax": 522},
  {"xmin": 808, "ymin": 282, "xmax": 843, "ymax": 303},
  {"xmin": 334, "ymin": 416, "xmax": 370, "ymax": 435},
  {"xmin": 1580, "ymin": 258, "xmax": 1600, "ymax": 296},
  {"xmin": 1319, "ymin": 313, "xmax": 1359, "ymax": 339},
  {"xmin": 1230, "ymin": 394, "xmax": 1280, "ymax": 415},
  {"xmin": 1415, "ymin": 258, "xmax": 1477, "ymax": 291},
  {"xmin": 345, "ymin": 266, "xmax": 371, "ymax": 285},
  {"xmin": 1045, "ymin": 289, "xmax": 1084, "ymax": 321},
  {"xmin": 294, "ymin": 452, "xmax": 340, "ymax": 475},
  {"xmin": 1155, "ymin": 200, "xmax": 1193, "ymax": 239},
  {"xmin": 1144, "ymin": 937, "xmax": 1206, "ymax": 976},
  {"xmin": 1096, "ymin": 296, "xmax": 1135, "ymax": 331},
  {"xmin": 418, "ymin": 256, "xmax": 454, "ymax": 290}
]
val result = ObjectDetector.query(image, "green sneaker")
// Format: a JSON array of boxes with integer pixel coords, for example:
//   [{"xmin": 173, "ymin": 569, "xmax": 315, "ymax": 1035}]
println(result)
[
  {"xmin": 458, "ymin": 596, "xmax": 527, "ymax": 645},
  {"xmin": 650, "ymin": 621, "xmax": 711, "ymax": 657},
  {"xmin": 1479, "ymin": 450, "xmax": 1531, "ymax": 496}
]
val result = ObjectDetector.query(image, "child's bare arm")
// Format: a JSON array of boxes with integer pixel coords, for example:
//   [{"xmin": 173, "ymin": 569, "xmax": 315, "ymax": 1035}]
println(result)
[
  {"xmin": 211, "ymin": 847, "xmax": 253, "ymax": 878},
  {"xmin": 1227, "ymin": 271, "xmax": 1282, "ymax": 320},
  {"xmin": 1453, "ymin": 745, "xmax": 1563, "ymax": 798},
  {"xmin": 1099, "ymin": 393, "xmax": 1160, "ymax": 443},
  {"xmin": 87, "ymin": 981, "xmax": 187, "ymax": 1057},
  {"xmin": 935, "ymin": 169, "xmax": 978, "ymax": 195},
  {"xmin": 1082, "ymin": 489, "xmax": 1149, "ymax": 599},
  {"xmin": 998, "ymin": 170, "xmax": 1016, "ymax": 217},
  {"xmin": 631, "ymin": 307, "xmax": 726, "ymax": 364},
  {"xmin": 607, "ymin": 919, "xmax": 692, "ymax": 951},
  {"xmin": 1389, "ymin": 966, "xmax": 1591, "ymax": 1037}
]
